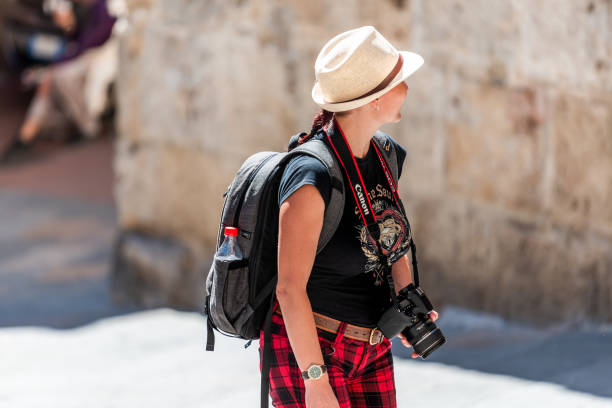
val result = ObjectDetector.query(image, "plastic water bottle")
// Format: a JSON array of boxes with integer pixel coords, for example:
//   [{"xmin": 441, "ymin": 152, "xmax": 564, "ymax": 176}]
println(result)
[{"xmin": 217, "ymin": 227, "xmax": 243, "ymax": 261}]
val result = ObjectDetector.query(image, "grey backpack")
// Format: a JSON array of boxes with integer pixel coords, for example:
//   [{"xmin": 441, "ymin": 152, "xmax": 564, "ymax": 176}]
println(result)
[{"xmin": 203, "ymin": 130, "xmax": 399, "ymax": 406}]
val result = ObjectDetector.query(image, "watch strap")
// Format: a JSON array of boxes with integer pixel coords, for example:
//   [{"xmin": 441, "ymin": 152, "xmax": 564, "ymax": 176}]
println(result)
[{"xmin": 301, "ymin": 364, "xmax": 328, "ymax": 380}]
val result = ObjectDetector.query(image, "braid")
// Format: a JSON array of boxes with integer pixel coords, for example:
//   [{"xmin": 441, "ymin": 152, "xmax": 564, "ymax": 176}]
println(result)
[{"xmin": 298, "ymin": 109, "xmax": 335, "ymax": 145}]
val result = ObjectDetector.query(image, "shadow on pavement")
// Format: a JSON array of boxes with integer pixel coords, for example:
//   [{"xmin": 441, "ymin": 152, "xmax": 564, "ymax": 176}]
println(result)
[
  {"xmin": 392, "ymin": 306, "xmax": 612, "ymax": 400},
  {"xmin": 0, "ymin": 188, "xmax": 151, "ymax": 329},
  {"xmin": 0, "ymin": 136, "xmax": 150, "ymax": 330}
]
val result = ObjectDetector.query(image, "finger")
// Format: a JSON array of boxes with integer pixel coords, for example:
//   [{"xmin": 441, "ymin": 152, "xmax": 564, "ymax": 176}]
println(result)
[
  {"xmin": 429, "ymin": 310, "xmax": 439, "ymax": 322},
  {"xmin": 398, "ymin": 333, "xmax": 412, "ymax": 348},
  {"xmin": 411, "ymin": 352, "xmax": 418, "ymax": 358}
]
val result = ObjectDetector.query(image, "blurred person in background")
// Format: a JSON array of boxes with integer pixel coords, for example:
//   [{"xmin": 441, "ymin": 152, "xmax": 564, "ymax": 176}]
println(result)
[
  {"xmin": 1, "ymin": 0, "xmax": 67, "ymax": 68},
  {"xmin": 14, "ymin": 0, "xmax": 117, "ymax": 144}
]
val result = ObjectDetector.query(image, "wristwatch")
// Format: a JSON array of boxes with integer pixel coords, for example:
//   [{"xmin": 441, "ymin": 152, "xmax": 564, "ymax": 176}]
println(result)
[{"xmin": 301, "ymin": 364, "xmax": 328, "ymax": 380}]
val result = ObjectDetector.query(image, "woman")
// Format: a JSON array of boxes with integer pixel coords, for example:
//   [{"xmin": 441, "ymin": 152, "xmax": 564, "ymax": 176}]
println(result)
[{"xmin": 260, "ymin": 26, "xmax": 439, "ymax": 407}]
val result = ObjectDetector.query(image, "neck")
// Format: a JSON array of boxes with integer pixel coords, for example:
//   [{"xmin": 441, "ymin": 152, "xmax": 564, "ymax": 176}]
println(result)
[{"xmin": 334, "ymin": 114, "xmax": 380, "ymax": 159}]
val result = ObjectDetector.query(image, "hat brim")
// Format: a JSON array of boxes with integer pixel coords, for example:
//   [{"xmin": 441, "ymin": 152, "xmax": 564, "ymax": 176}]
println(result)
[{"xmin": 311, "ymin": 51, "xmax": 424, "ymax": 112}]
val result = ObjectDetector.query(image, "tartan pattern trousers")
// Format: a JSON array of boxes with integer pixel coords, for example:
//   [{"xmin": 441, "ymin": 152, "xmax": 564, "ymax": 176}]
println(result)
[{"xmin": 259, "ymin": 306, "xmax": 397, "ymax": 407}]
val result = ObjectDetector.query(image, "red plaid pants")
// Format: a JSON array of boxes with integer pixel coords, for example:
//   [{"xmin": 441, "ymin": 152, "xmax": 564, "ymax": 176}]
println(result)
[{"xmin": 259, "ymin": 306, "xmax": 397, "ymax": 407}]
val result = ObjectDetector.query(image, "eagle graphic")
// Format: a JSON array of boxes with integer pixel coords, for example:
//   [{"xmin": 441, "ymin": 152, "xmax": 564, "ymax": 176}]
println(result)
[{"xmin": 357, "ymin": 202, "xmax": 412, "ymax": 279}]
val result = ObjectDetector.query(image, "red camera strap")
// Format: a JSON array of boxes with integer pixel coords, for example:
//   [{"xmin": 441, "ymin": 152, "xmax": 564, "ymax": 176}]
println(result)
[
  {"xmin": 322, "ymin": 116, "xmax": 421, "ymax": 289},
  {"xmin": 322, "ymin": 117, "xmax": 403, "ymax": 229}
]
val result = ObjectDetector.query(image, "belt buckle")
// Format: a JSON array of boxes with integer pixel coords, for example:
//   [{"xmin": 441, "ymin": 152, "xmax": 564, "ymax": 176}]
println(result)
[{"xmin": 369, "ymin": 328, "xmax": 382, "ymax": 345}]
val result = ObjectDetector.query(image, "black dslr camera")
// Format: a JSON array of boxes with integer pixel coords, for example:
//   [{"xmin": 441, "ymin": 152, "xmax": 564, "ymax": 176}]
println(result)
[{"xmin": 377, "ymin": 283, "xmax": 446, "ymax": 359}]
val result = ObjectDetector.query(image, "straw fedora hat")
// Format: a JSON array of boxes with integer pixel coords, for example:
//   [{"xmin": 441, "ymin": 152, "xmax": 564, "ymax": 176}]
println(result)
[{"xmin": 312, "ymin": 26, "xmax": 424, "ymax": 112}]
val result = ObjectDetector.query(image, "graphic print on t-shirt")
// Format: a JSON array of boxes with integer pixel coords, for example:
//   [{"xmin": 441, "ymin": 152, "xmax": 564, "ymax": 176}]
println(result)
[{"xmin": 354, "ymin": 183, "xmax": 411, "ymax": 278}]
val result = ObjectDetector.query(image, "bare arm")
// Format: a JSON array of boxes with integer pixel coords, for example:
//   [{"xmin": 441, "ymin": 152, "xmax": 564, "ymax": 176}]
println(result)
[
  {"xmin": 276, "ymin": 184, "xmax": 339, "ymax": 406},
  {"xmin": 391, "ymin": 254, "xmax": 413, "ymax": 294},
  {"xmin": 276, "ymin": 184, "xmax": 325, "ymax": 372}
]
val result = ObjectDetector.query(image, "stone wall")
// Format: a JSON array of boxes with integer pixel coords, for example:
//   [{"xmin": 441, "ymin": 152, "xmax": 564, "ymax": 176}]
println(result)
[{"xmin": 112, "ymin": 0, "xmax": 612, "ymax": 324}]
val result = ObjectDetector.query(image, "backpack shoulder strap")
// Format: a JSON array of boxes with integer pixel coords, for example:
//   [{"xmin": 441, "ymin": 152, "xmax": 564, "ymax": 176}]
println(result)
[
  {"xmin": 372, "ymin": 131, "xmax": 399, "ymax": 185},
  {"xmin": 282, "ymin": 139, "xmax": 344, "ymax": 255}
]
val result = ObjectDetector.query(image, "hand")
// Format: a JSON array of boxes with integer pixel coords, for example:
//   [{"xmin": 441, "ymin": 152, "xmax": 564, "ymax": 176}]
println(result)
[
  {"xmin": 305, "ymin": 375, "xmax": 340, "ymax": 408},
  {"xmin": 397, "ymin": 310, "xmax": 439, "ymax": 358}
]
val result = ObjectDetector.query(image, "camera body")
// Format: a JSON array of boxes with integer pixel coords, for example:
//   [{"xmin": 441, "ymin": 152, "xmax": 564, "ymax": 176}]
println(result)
[{"xmin": 377, "ymin": 283, "xmax": 446, "ymax": 359}]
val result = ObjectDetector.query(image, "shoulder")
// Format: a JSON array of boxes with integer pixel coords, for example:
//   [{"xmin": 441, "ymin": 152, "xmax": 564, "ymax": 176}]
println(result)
[
  {"xmin": 374, "ymin": 131, "xmax": 407, "ymax": 179},
  {"xmin": 390, "ymin": 135, "xmax": 407, "ymax": 164},
  {"xmin": 374, "ymin": 131, "xmax": 405, "ymax": 154},
  {"xmin": 279, "ymin": 153, "xmax": 332, "ymax": 207},
  {"xmin": 283, "ymin": 153, "xmax": 330, "ymax": 177}
]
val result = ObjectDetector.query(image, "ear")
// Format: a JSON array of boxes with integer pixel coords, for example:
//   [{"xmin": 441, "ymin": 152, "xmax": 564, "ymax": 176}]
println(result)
[{"xmin": 365, "ymin": 98, "xmax": 379, "ymax": 110}]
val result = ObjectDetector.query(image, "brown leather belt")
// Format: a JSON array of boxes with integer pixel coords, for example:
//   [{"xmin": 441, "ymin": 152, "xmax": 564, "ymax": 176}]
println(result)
[{"xmin": 274, "ymin": 306, "xmax": 384, "ymax": 345}]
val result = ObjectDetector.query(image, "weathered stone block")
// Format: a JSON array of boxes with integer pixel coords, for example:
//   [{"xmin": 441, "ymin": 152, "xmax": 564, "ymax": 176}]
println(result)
[
  {"xmin": 511, "ymin": 0, "xmax": 612, "ymax": 91},
  {"xmin": 403, "ymin": 196, "xmax": 612, "ymax": 324},
  {"xmin": 390, "ymin": 65, "xmax": 448, "ymax": 196},
  {"xmin": 115, "ymin": 8, "xmax": 150, "ymax": 145},
  {"xmin": 550, "ymin": 92, "xmax": 612, "ymax": 236},
  {"xmin": 445, "ymin": 83, "xmax": 547, "ymax": 213},
  {"xmin": 417, "ymin": 0, "xmax": 520, "ymax": 84},
  {"xmin": 115, "ymin": 140, "xmax": 236, "ymax": 253},
  {"xmin": 119, "ymin": 0, "xmax": 303, "ymax": 156},
  {"xmin": 111, "ymin": 230, "xmax": 203, "ymax": 309}
]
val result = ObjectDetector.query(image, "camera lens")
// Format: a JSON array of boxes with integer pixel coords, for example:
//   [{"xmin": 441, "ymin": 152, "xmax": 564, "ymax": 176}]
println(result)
[{"xmin": 401, "ymin": 319, "xmax": 446, "ymax": 359}]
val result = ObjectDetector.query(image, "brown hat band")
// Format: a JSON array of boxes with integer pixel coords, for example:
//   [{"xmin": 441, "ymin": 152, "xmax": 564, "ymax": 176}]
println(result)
[{"xmin": 334, "ymin": 53, "xmax": 404, "ymax": 104}]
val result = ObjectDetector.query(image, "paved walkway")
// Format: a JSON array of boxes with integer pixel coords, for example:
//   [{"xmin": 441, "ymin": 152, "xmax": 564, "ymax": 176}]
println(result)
[
  {"xmin": 1, "ymin": 308, "xmax": 611, "ymax": 408},
  {"xmin": 396, "ymin": 306, "xmax": 612, "ymax": 402},
  {"xmin": 0, "ymin": 136, "xmax": 133, "ymax": 329}
]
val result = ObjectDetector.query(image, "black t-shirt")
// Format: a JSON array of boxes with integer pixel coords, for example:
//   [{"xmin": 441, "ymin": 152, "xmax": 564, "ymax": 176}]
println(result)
[{"xmin": 278, "ymin": 124, "xmax": 408, "ymax": 327}]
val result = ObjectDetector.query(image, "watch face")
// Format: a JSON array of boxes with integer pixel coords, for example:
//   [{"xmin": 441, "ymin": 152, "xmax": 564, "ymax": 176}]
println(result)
[{"xmin": 308, "ymin": 365, "xmax": 322, "ymax": 379}]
